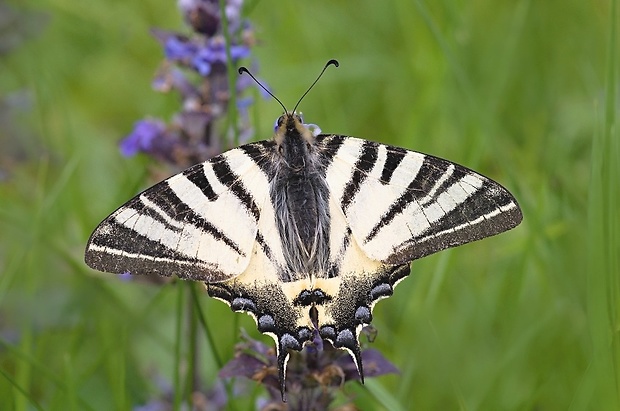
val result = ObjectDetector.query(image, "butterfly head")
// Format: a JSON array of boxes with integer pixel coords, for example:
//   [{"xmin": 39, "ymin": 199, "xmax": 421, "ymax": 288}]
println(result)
[
  {"xmin": 273, "ymin": 111, "xmax": 304, "ymax": 133},
  {"xmin": 274, "ymin": 112, "xmax": 316, "ymax": 163},
  {"xmin": 239, "ymin": 60, "xmax": 336, "ymax": 161}
]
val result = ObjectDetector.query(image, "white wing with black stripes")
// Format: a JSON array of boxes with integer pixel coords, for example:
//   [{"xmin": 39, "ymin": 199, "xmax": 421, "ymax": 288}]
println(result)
[
  {"xmin": 85, "ymin": 112, "xmax": 522, "ymax": 401},
  {"xmin": 321, "ymin": 135, "xmax": 522, "ymax": 265},
  {"xmin": 85, "ymin": 142, "xmax": 281, "ymax": 282}
]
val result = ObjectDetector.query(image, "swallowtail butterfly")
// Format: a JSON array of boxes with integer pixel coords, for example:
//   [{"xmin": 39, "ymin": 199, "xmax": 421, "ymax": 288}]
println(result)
[{"xmin": 85, "ymin": 60, "xmax": 522, "ymax": 400}]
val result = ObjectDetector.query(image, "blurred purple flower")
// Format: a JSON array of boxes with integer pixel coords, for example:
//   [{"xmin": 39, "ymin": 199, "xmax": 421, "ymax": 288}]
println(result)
[
  {"xmin": 220, "ymin": 331, "xmax": 398, "ymax": 409},
  {"xmin": 133, "ymin": 373, "xmax": 229, "ymax": 411},
  {"xmin": 151, "ymin": 65, "xmax": 197, "ymax": 97},
  {"xmin": 178, "ymin": 0, "xmax": 220, "ymax": 36},
  {"xmin": 224, "ymin": 0, "xmax": 244, "ymax": 25},
  {"xmin": 178, "ymin": 0, "xmax": 245, "ymax": 35},
  {"xmin": 192, "ymin": 39, "xmax": 250, "ymax": 76},
  {"xmin": 120, "ymin": 119, "xmax": 166, "ymax": 157},
  {"xmin": 236, "ymin": 96, "xmax": 253, "ymax": 110},
  {"xmin": 121, "ymin": 0, "xmax": 264, "ymax": 169},
  {"xmin": 163, "ymin": 35, "xmax": 198, "ymax": 61}
]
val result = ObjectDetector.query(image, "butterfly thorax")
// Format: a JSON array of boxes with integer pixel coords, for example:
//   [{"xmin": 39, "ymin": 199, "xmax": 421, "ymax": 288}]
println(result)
[{"xmin": 271, "ymin": 113, "xmax": 331, "ymax": 281}]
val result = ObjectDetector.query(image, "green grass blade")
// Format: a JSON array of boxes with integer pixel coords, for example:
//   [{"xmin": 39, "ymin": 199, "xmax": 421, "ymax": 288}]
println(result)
[{"xmin": 586, "ymin": 0, "xmax": 620, "ymax": 408}]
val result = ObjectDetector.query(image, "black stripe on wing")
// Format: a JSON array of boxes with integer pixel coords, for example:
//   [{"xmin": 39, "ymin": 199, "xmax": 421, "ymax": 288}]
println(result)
[
  {"xmin": 85, "ymin": 218, "xmax": 229, "ymax": 281},
  {"xmin": 384, "ymin": 162, "xmax": 522, "ymax": 265},
  {"xmin": 183, "ymin": 166, "xmax": 218, "ymax": 201},
  {"xmin": 365, "ymin": 155, "xmax": 451, "ymax": 242},
  {"xmin": 212, "ymin": 157, "xmax": 261, "ymax": 221},
  {"xmin": 341, "ymin": 141, "xmax": 379, "ymax": 210},
  {"xmin": 239, "ymin": 141, "xmax": 277, "ymax": 175},
  {"xmin": 326, "ymin": 226, "xmax": 352, "ymax": 279},
  {"xmin": 132, "ymin": 199, "xmax": 182, "ymax": 234},
  {"xmin": 255, "ymin": 231, "xmax": 276, "ymax": 268},
  {"xmin": 380, "ymin": 146, "xmax": 407, "ymax": 184},
  {"xmin": 316, "ymin": 134, "xmax": 347, "ymax": 170},
  {"xmin": 419, "ymin": 165, "xmax": 466, "ymax": 207},
  {"xmin": 146, "ymin": 180, "xmax": 246, "ymax": 256},
  {"xmin": 421, "ymin": 179, "xmax": 521, "ymax": 240}
]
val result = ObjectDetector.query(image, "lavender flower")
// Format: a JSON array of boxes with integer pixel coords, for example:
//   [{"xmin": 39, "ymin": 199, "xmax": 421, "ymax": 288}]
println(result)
[
  {"xmin": 120, "ymin": 0, "xmax": 262, "ymax": 169},
  {"xmin": 133, "ymin": 373, "xmax": 229, "ymax": 411},
  {"xmin": 163, "ymin": 35, "xmax": 198, "ymax": 62},
  {"xmin": 192, "ymin": 38, "xmax": 250, "ymax": 76},
  {"xmin": 220, "ymin": 330, "xmax": 398, "ymax": 409},
  {"xmin": 178, "ymin": 0, "xmax": 244, "ymax": 35},
  {"xmin": 120, "ymin": 119, "xmax": 166, "ymax": 157}
]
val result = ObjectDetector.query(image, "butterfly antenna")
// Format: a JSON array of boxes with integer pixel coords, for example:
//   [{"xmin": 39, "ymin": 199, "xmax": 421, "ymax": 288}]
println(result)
[
  {"xmin": 238, "ymin": 66, "xmax": 288, "ymax": 114},
  {"xmin": 292, "ymin": 59, "xmax": 339, "ymax": 113}
]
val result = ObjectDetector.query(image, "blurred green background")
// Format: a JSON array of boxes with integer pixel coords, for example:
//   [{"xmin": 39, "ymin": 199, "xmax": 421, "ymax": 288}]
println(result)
[{"xmin": 1, "ymin": 0, "xmax": 618, "ymax": 410}]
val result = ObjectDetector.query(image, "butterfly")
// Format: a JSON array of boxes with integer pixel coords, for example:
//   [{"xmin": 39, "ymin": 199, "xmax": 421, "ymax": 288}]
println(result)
[{"xmin": 85, "ymin": 60, "xmax": 522, "ymax": 400}]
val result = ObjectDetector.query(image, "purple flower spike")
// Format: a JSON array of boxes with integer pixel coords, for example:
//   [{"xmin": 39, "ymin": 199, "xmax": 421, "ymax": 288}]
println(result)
[
  {"xmin": 231, "ymin": 44, "xmax": 250, "ymax": 60},
  {"xmin": 178, "ymin": 0, "xmax": 221, "ymax": 36},
  {"xmin": 225, "ymin": 0, "xmax": 244, "ymax": 22},
  {"xmin": 163, "ymin": 35, "xmax": 198, "ymax": 62},
  {"xmin": 152, "ymin": 65, "xmax": 198, "ymax": 100},
  {"xmin": 192, "ymin": 38, "xmax": 250, "ymax": 76},
  {"xmin": 130, "ymin": 1, "xmax": 259, "ymax": 169},
  {"xmin": 120, "ymin": 119, "xmax": 166, "ymax": 157}
]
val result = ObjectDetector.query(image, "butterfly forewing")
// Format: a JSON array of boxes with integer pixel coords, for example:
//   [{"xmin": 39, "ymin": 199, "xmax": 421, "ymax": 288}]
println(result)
[
  {"xmin": 85, "ymin": 143, "xmax": 275, "ymax": 282},
  {"xmin": 319, "ymin": 135, "xmax": 522, "ymax": 265}
]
